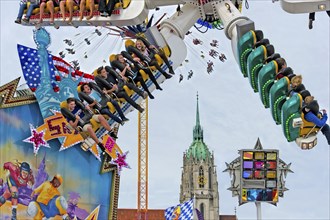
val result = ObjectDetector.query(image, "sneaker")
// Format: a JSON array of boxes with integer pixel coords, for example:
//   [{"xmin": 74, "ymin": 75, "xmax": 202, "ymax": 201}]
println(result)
[
  {"xmin": 169, "ymin": 66, "xmax": 175, "ymax": 75},
  {"xmin": 27, "ymin": 202, "xmax": 38, "ymax": 217},
  {"xmin": 100, "ymin": 12, "xmax": 109, "ymax": 17},
  {"xmin": 142, "ymin": 91, "xmax": 148, "ymax": 99},
  {"xmin": 156, "ymin": 86, "xmax": 163, "ymax": 91},
  {"xmin": 122, "ymin": 117, "xmax": 130, "ymax": 122},
  {"xmin": 14, "ymin": 19, "xmax": 21, "ymax": 24},
  {"xmin": 97, "ymin": 142, "xmax": 106, "ymax": 151},
  {"xmin": 164, "ymin": 73, "xmax": 172, "ymax": 79},
  {"xmin": 110, "ymin": 131, "xmax": 118, "ymax": 139},
  {"xmin": 22, "ymin": 17, "xmax": 30, "ymax": 23},
  {"xmin": 149, "ymin": 93, "xmax": 154, "ymax": 99},
  {"xmin": 138, "ymin": 106, "xmax": 145, "ymax": 113}
]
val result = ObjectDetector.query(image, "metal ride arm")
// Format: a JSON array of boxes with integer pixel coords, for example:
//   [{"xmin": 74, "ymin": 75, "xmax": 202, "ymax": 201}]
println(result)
[
  {"xmin": 147, "ymin": 1, "xmax": 323, "ymax": 149},
  {"xmin": 280, "ymin": 0, "xmax": 330, "ymax": 14},
  {"xmin": 144, "ymin": 0, "xmax": 249, "ymax": 72}
]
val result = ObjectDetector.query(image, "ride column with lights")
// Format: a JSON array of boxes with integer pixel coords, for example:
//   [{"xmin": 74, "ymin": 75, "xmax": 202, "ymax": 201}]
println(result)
[{"xmin": 137, "ymin": 98, "xmax": 148, "ymax": 220}]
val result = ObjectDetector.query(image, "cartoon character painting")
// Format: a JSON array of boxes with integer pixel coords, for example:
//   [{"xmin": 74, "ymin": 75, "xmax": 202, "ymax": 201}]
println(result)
[
  {"xmin": 0, "ymin": 161, "xmax": 35, "ymax": 220},
  {"xmin": 27, "ymin": 174, "xmax": 69, "ymax": 220}
]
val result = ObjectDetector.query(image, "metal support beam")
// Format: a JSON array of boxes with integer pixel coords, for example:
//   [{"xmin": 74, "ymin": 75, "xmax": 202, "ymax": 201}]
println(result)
[{"xmin": 137, "ymin": 98, "xmax": 148, "ymax": 220}]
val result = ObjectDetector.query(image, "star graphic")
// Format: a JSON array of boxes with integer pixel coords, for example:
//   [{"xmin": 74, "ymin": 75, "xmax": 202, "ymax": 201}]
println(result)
[
  {"xmin": 110, "ymin": 151, "xmax": 131, "ymax": 176},
  {"xmin": 23, "ymin": 124, "xmax": 50, "ymax": 155}
]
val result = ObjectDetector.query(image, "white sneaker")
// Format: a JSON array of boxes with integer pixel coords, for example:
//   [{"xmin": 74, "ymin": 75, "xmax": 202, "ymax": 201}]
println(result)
[
  {"xmin": 58, "ymin": 196, "xmax": 68, "ymax": 210},
  {"xmin": 27, "ymin": 202, "xmax": 38, "ymax": 217}
]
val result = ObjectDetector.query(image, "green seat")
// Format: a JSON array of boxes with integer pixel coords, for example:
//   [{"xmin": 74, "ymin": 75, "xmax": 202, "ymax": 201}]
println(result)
[
  {"xmin": 258, "ymin": 61, "xmax": 278, "ymax": 108},
  {"xmin": 237, "ymin": 30, "xmax": 257, "ymax": 77},
  {"xmin": 269, "ymin": 77, "xmax": 290, "ymax": 124},
  {"xmin": 281, "ymin": 93, "xmax": 302, "ymax": 142},
  {"xmin": 246, "ymin": 45, "xmax": 267, "ymax": 92}
]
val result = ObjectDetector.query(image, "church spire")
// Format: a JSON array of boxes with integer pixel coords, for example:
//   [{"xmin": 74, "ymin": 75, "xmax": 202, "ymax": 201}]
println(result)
[{"xmin": 193, "ymin": 92, "xmax": 203, "ymax": 141}]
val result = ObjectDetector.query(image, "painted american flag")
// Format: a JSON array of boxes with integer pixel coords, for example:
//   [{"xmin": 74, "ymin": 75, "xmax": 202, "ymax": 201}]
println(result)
[{"xmin": 17, "ymin": 44, "xmax": 94, "ymax": 92}]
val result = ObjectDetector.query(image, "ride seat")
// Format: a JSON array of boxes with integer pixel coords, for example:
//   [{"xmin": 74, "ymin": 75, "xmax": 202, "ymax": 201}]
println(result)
[
  {"xmin": 60, "ymin": 100, "xmax": 100, "ymax": 132},
  {"xmin": 25, "ymin": 2, "xmax": 60, "ymax": 15},
  {"xmin": 237, "ymin": 30, "xmax": 258, "ymax": 77},
  {"xmin": 93, "ymin": 68, "xmax": 132, "ymax": 102},
  {"xmin": 109, "ymin": 53, "xmax": 149, "ymax": 82},
  {"xmin": 299, "ymin": 112, "xmax": 321, "ymax": 136},
  {"xmin": 258, "ymin": 60, "xmax": 278, "ymax": 108},
  {"xmin": 281, "ymin": 93, "xmax": 303, "ymax": 142},
  {"xmin": 77, "ymin": 84, "xmax": 117, "ymax": 114},
  {"xmin": 269, "ymin": 77, "xmax": 290, "ymax": 124},
  {"xmin": 246, "ymin": 45, "xmax": 270, "ymax": 92},
  {"xmin": 125, "ymin": 39, "xmax": 163, "ymax": 69}
]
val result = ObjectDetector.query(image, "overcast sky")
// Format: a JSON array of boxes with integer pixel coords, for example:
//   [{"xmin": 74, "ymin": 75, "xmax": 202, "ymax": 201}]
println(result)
[{"xmin": 1, "ymin": 1, "xmax": 329, "ymax": 219}]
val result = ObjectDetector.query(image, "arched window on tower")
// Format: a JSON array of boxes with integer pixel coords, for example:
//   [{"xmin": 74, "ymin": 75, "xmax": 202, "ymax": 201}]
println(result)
[
  {"xmin": 200, "ymin": 203, "xmax": 205, "ymax": 219},
  {"xmin": 199, "ymin": 166, "xmax": 204, "ymax": 188},
  {"xmin": 208, "ymin": 166, "xmax": 211, "ymax": 189}
]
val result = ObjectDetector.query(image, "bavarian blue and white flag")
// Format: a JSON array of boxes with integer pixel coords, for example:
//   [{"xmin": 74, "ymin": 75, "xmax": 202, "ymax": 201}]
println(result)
[{"xmin": 164, "ymin": 198, "xmax": 194, "ymax": 220}]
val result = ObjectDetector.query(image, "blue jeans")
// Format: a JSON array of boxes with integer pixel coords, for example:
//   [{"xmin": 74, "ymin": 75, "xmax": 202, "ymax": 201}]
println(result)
[
  {"xmin": 17, "ymin": 2, "xmax": 38, "ymax": 19},
  {"xmin": 38, "ymin": 196, "xmax": 60, "ymax": 218}
]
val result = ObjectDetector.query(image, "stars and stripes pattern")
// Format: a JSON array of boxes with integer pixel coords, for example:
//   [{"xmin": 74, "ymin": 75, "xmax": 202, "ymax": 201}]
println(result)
[
  {"xmin": 52, "ymin": 55, "xmax": 94, "ymax": 83},
  {"xmin": 165, "ymin": 199, "xmax": 194, "ymax": 220},
  {"xmin": 17, "ymin": 44, "xmax": 94, "ymax": 92},
  {"xmin": 18, "ymin": 44, "xmax": 60, "ymax": 92}
]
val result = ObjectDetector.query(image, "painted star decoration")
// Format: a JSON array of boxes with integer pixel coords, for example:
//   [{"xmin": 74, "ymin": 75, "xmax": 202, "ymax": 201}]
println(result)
[
  {"xmin": 110, "ymin": 150, "xmax": 131, "ymax": 176},
  {"xmin": 23, "ymin": 124, "xmax": 50, "ymax": 155}
]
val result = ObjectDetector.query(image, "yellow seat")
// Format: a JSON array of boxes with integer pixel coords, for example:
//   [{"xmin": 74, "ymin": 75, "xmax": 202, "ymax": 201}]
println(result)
[
  {"xmin": 60, "ymin": 100, "xmax": 100, "ymax": 131},
  {"xmin": 65, "ymin": 2, "xmax": 79, "ymax": 11},
  {"xmin": 299, "ymin": 112, "xmax": 321, "ymax": 136},
  {"xmin": 109, "ymin": 54, "xmax": 117, "ymax": 62},
  {"xmin": 77, "ymin": 84, "xmax": 117, "ymax": 115},
  {"xmin": 125, "ymin": 39, "xmax": 135, "ymax": 49},
  {"xmin": 93, "ymin": 68, "xmax": 127, "ymax": 104},
  {"xmin": 125, "ymin": 39, "xmax": 163, "ymax": 72}
]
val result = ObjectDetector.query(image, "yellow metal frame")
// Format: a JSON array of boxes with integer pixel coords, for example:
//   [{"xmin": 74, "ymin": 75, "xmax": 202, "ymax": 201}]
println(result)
[{"xmin": 137, "ymin": 98, "xmax": 148, "ymax": 219}]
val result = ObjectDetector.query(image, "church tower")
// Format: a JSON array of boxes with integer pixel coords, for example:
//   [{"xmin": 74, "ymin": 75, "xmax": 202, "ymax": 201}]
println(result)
[{"xmin": 180, "ymin": 95, "xmax": 219, "ymax": 220}]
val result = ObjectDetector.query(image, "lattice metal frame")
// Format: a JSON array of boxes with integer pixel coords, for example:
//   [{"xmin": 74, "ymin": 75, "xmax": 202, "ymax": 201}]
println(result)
[{"xmin": 137, "ymin": 98, "xmax": 149, "ymax": 220}]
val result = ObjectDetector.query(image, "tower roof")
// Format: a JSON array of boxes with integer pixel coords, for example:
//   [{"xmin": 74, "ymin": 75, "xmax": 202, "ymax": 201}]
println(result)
[{"xmin": 186, "ymin": 93, "xmax": 211, "ymax": 161}]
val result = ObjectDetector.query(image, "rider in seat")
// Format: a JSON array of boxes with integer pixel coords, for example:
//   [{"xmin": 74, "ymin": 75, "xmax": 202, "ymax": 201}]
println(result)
[
  {"xmin": 95, "ymin": 66, "xmax": 146, "ymax": 113},
  {"xmin": 302, "ymin": 97, "xmax": 330, "ymax": 145},
  {"xmin": 114, "ymin": 53, "xmax": 163, "ymax": 99},
  {"xmin": 61, "ymin": 97, "xmax": 116, "ymax": 152},
  {"xmin": 133, "ymin": 39, "xmax": 173, "ymax": 79},
  {"xmin": 79, "ymin": 82, "xmax": 129, "ymax": 125}
]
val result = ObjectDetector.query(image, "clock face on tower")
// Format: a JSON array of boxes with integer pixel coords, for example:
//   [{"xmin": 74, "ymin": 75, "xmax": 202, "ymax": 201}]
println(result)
[{"xmin": 198, "ymin": 176, "xmax": 207, "ymax": 185}]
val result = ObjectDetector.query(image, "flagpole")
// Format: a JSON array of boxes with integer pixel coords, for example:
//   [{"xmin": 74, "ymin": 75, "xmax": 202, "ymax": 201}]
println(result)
[{"xmin": 255, "ymin": 202, "xmax": 262, "ymax": 220}]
